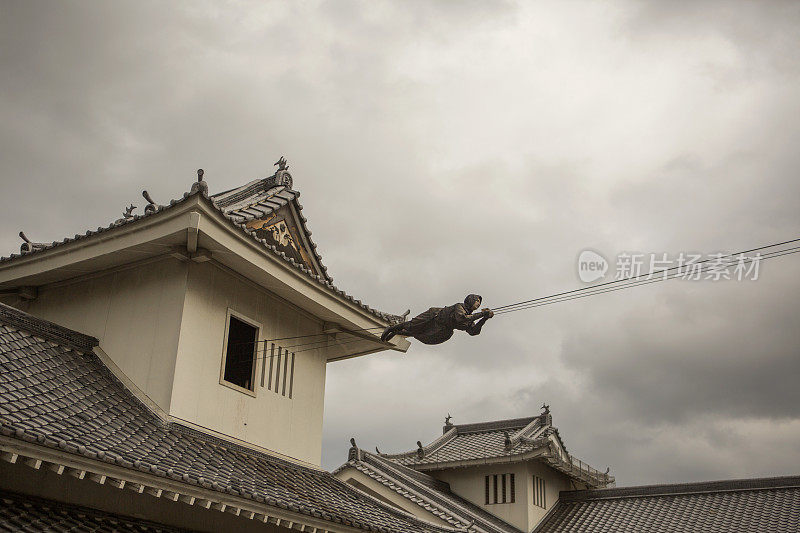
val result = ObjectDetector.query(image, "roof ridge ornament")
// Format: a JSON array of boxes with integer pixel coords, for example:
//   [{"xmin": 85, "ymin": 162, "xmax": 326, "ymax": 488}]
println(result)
[
  {"xmin": 541, "ymin": 403, "xmax": 552, "ymax": 425},
  {"xmin": 114, "ymin": 204, "xmax": 137, "ymax": 226},
  {"xmin": 18, "ymin": 231, "xmax": 47, "ymax": 254},
  {"xmin": 416, "ymin": 440, "xmax": 425, "ymax": 459},
  {"xmin": 348, "ymin": 437, "xmax": 362, "ymax": 462},
  {"xmin": 191, "ymin": 168, "xmax": 208, "ymax": 196},
  {"xmin": 273, "ymin": 156, "xmax": 293, "ymax": 189},
  {"xmin": 142, "ymin": 190, "xmax": 160, "ymax": 215}
]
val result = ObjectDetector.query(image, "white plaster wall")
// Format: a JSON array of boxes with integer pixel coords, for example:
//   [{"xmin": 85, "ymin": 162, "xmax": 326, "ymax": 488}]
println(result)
[
  {"xmin": 525, "ymin": 461, "xmax": 573, "ymax": 531},
  {"xmin": 171, "ymin": 261, "xmax": 328, "ymax": 465},
  {"xmin": 16, "ymin": 258, "xmax": 188, "ymax": 412},
  {"xmin": 430, "ymin": 463, "xmax": 530, "ymax": 531}
]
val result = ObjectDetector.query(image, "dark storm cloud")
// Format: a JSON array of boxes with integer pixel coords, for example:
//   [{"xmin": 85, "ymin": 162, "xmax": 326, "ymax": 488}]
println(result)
[{"xmin": 1, "ymin": 1, "xmax": 798, "ymax": 487}]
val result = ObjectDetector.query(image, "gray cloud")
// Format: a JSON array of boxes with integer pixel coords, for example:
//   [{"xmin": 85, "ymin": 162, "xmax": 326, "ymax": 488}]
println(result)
[{"xmin": 1, "ymin": 1, "xmax": 798, "ymax": 487}]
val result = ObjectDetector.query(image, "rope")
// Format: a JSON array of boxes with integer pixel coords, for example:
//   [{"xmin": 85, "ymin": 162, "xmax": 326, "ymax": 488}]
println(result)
[
  {"xmin": 223, "ymin": 244, "xmax": 799, "ymax": 366},
  {"xmin": 490, "ymin": 237, "xmax": 800, "ymax": 313},
  {"xmin": 227, "ymin": 237, "xmax": 800, "ymax": 350},
  {"xmin": 493, "ymin": 247, "xmax": 799, "ymax": 315}
]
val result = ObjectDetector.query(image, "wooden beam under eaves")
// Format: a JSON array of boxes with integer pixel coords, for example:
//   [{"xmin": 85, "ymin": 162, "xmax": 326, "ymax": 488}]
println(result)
[
  {"xmin": 0, "ymin": 451, "xmax": 18, "ymax": 464},
  {"xmin": 66, "ymin": 467, "xmax": 86, "ymax": 480}
]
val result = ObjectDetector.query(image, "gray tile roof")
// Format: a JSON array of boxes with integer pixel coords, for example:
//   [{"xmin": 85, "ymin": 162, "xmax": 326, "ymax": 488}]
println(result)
[
  {"xmin": 1, "ymin": 172, "xmax": 401, "ymax": 324},
  {"xmin": 0, "ymin": 490, "xmax": 186, "ymax": 532},
  {"xmin": 380, "ymin": 416, "xmax": 612, "ymax": 488},
  {"xmin": 533, "ymin": 475, "xmax": 800, "ymax": 533},
  {"xmin": 337, "ymin": 448, "xmax": 522, "ymax": 533},
  {"xmin": 382, "ymin": 417, "xmax": 545, "ymax": 467},
  {"xmin": 0, "ymin": 303, "xmax": 452, "ymax": 533}
]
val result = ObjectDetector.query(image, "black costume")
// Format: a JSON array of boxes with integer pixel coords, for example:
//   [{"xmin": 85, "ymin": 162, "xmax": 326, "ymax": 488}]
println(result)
[{"xmin": 381, "ymin": 294, "xmax": 492, "ymax": 345}]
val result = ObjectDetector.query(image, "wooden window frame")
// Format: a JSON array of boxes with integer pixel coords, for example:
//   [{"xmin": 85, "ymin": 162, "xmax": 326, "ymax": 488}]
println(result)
[{"xmin": 219, "ymin": 308, "xmax": 261, "ymax": 397}]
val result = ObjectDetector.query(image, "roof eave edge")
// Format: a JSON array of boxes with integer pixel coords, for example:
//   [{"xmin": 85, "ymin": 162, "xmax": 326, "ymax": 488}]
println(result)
[
  {"xmin": 404, "ymin": 448, "xmax": 551, "ymax": 472},
  {"xmin": 0, "ymin": 195, "xmax": 204, "ymax": 285},
  {"xmin": 378, "ymin": 427, "xmax": 458, "ymax": 461},
  {"xmin": 0, "ymin": 436, "xmax": 369, "ymax": 533},
  {"xmin": 335, "ymin": 468, "xmax": 467, "ymax": 533},
  {"xmin": 341, "ymin": 459, "xmax": 521, "ymax": 533}
]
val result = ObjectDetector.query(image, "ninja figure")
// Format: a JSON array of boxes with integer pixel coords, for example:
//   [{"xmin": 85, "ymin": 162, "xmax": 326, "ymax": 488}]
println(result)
[{"xmin": 380, "ymin": 294, "xmax": 494, "ymax": 345}]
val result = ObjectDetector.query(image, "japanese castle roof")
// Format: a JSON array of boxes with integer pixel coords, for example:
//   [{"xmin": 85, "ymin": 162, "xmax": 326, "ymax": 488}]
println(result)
[
  {"xmin": 0, "ymin": 303, "xmax": 456, "ymax": 533},
  {"xmin": 1, "ymin": 168, "xmax": 400, "ymax": 324},
  {"xmin": 378, "ymin": 416, "xmax": 613, "ymax": 489},
  {"xmin": 532, "ymin": 475, "xmax": 800, "ymax": 533},
  {"xmin": 0, "ymin": 490, "xmax": 183, "ymax": 532},
  {"xmin": 335, "ymin": 448, "xmax": 521, "ymax": 533}
]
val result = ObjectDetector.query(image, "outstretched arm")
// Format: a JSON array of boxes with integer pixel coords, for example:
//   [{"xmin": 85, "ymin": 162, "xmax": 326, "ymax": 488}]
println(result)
[{"xmin": 466, "ymin": 309, "xmax": 494, "ymax": 336}]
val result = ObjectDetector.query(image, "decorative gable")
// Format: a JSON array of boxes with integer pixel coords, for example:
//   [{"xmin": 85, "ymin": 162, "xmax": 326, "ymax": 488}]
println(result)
[
  {"xmin": 210, "ymin": 164, "xmax": 329, "ymax": 282},
  {"xmin": 244, "ymin": 205, "xmax": 315, "ymax": 273}
]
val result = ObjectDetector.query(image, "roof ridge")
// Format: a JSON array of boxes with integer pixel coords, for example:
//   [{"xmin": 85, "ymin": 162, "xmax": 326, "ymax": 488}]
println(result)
[
  {"xmin": 455, "ymin": 416, "xmax": 538, "ymax": 434},
  {"xmin": 367, "ymin": 452, "xmax": 451, "ymax": 491},
  {"xmin": 0, "ymin": 302, "xmax": 98, "ymax": 351},
  {"xmin": 379, "ymin": 427, "xmax": 457, "ymax": 460},
  {"xmin": 510, "ymin": 417, "xmax": 546, "ymax": 445},
  {"xmin": 560, "ymin": 475, "xmax": 800, "ymax": 502},
  {"xmin": 210, "ymin": 176, "xmax": 279, "ymax": 208}
]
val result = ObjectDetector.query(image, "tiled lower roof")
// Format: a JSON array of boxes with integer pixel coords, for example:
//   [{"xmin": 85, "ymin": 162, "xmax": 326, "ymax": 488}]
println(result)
[
  {"xmin": 533, "ymin": 476, "xmax": 800, "ymax": 533},
  {"xmin": 338, "ymin": 449, "xmax": 521, "ymax": 533},
  {"xmin": 0, "ymin": 490, "xmax": 185, "ymax": 532},
  {"xmin": 0, "ymin": 303, "xmax": 451, "ymax": 533},
  {"xmin": 383, "ymin": 417, "xmax": 547, "ymax": 467},
  {"xmin": 381, "ymin": 416, "xmax": 612, "ymax": 488}
]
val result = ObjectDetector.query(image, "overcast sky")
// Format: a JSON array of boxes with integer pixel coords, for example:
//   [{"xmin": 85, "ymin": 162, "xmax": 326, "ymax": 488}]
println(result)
[{"xmin": 1, "ymin": 1, "xmax": 799, "ymax": 486}]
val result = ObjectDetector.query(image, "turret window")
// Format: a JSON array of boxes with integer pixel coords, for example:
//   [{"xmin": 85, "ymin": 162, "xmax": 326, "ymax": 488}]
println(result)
[
  {"xmin": 484, "ymin": 473, "xmax": 515, "ymax": 504},
  {"xmin": 533, "ymin": 475, "xmax": 546, "ymax": 508},
  {"xmin": 220, "ymin": 311, "xmax": 260, "ymax": 394}
]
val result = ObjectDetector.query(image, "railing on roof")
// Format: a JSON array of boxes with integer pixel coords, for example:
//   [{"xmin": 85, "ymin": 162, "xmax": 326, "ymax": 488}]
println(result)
[{"xmin": 567, "ymin": 456, "xmax": 613, "ymax": 486}]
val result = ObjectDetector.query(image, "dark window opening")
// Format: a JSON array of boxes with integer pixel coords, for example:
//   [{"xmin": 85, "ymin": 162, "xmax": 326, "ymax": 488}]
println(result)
[{"xmin": 223, "ymin": 316, "xmax": 258, "ymax": 391}]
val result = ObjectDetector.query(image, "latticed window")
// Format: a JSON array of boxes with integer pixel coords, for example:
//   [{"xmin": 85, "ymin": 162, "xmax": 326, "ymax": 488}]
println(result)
[
  {"xmin": 484, "ymin": 473, "xmax": 515, "ymax": 504},
  {"xmin": 533, "ymin": 475, "xmax": 546, "ymax": 509}
]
